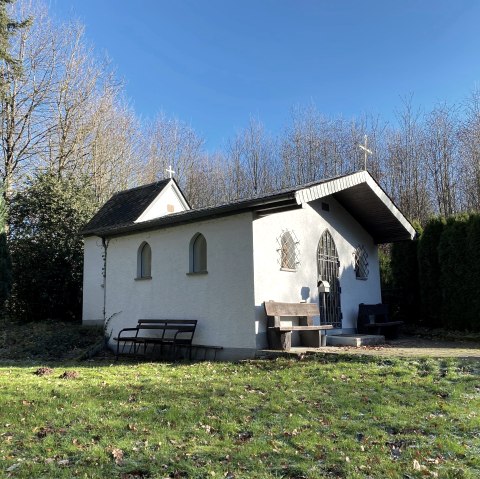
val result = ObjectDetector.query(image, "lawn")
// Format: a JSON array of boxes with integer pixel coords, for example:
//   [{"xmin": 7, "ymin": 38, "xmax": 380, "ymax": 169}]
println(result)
[{"xmin": 0, "ymin": 355, "xmax": 479, "ymax": 478}]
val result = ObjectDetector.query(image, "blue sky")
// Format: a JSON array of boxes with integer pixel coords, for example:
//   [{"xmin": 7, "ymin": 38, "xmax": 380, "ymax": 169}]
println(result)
[{"xmin": 50, "ymin": 0, "xmax": 480, "ymax": 150}]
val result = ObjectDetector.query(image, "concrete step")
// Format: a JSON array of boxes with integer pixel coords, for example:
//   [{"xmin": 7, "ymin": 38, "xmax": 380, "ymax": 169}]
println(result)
[{"xmin": 326, "ymin": 334, "xmax": 385, "ymax": 347}]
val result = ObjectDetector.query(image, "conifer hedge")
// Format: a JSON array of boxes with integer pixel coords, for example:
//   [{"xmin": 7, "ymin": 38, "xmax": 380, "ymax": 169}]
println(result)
[
  {"xmin": 437, "ymin": 215, "xmax": 469, "ymax": 330},
  {"xmin": 389, "ymin": 223, "xmax": 421, "ymax": 323},
  {"xmin": 417, "ymin": 217, "xmax": 445, "ymax": 327},
  {"xmin": 465, "ymin": 215, "xmax": 480, "ymax": 330},
  {"xmin": 387, "ymin": 213, "xmax": 480, "ymax": 331}
]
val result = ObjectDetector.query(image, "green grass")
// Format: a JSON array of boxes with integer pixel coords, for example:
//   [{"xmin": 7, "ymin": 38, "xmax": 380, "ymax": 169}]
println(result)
[{"xmin": 0, "ymin": 356, "xmax": 479, "ymax": 478}]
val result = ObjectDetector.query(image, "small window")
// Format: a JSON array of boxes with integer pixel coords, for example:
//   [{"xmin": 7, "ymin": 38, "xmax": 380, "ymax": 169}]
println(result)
[
  {"xmin": 137, "ymin": 242, "xmax": 152, "ymax": 279},
  {"xmin": 277, "ymin": 230, "xmax": 300, "ymax": 271},
  {"xmin": 354, "ymin": 245, "xmax": 369, "ymax": 280},
  {"xmin": 189, "ymin": 233, "xmax": 207, "ymax": 273}
]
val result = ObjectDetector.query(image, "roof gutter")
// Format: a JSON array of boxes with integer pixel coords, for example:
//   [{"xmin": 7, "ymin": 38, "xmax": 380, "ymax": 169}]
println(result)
[{"xmin": 81, "ymin": 192, "xmax": 298, "ymax": 239}]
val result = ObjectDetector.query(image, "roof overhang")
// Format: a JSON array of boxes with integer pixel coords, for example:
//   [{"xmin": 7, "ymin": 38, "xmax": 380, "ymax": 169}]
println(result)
[
  {"xmin": 82, "ymin": 171, "xmax": 415, "ymax": 243},
  {"xmin": 295, "ymin": 171, "xmax": 416, "ymax": 244}
]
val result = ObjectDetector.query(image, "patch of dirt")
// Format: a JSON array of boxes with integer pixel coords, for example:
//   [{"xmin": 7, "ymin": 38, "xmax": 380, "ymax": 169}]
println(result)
[
  {"xmin": 120, "ymin": 470, "xmax": 150, "ymax": 479},
  {"xmin": 36, "ymin": 426, "xmax": 67, "ymax": 438},
  {"xmin": 34, "ymin": 367, "xmax": 54, "ymax": 376},
  {"xmin": 59, "ymin": 370, "xmax": 79, "ymax": 379}
]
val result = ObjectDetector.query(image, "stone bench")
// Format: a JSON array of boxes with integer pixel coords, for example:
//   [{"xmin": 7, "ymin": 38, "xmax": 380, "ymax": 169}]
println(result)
[{"xmin": 264, "ymin": 301, "xmax": 333, "ymax": 351}]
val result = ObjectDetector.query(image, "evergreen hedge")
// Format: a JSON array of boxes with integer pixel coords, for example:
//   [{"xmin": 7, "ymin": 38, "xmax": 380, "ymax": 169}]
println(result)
[
  {"xmin": 438, "ymin": 215, "xmax": 469, "ymax": 330},
  {"xmin": 465, "ymin": 215, "xmax": 480, "ymax": 330},
  {"xmin": 417, "ymin": 217, "xmax": 445, "ymax": 327},
  {"xmin": 389, "ymin": 221, "xmax": 422, "ymax": 323},
  {"xmin": 385, "ymin": 213, "xmax": 480, "ymax": 331}
]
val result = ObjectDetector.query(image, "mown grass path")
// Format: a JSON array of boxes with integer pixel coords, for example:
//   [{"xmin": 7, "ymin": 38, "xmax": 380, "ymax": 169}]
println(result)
[{"xmin": 0, "ymin": 355, "xmax": 479, "ymax": 478}]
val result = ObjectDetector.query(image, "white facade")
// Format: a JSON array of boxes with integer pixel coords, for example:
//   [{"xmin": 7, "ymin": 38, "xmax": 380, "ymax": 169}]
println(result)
[
  {"xmin": 82, "ymin": 173, "xmax": 412, "ymax": 359},
  {"xmin": 252, "ymin": 196, "xmax": 381, "ymax": 349},
  {"xmin": 102, "ymin": 213, "xmax": 256, "ymax": 357}
]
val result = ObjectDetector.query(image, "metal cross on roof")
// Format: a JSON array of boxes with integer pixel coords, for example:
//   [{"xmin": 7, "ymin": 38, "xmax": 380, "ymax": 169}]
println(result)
[
  {"xmin": 166, "ymin": 165, "xmax": 175, "ymax": 179},
  {"xmin": 359, "ymin": 135, "xmax": 373, "ymax": 170}
]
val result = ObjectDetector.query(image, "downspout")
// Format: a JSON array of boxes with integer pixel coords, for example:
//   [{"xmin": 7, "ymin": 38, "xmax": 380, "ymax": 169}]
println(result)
[{"xmin": 101, "ymin": 237, "xmax": 109, "ymax": 327}]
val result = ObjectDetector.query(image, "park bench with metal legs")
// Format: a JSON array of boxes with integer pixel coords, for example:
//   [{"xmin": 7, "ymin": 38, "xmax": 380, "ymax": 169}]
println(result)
[
  {"xmin": 264, "ymin": 301, "xmax": 333, "ymax": 351},
  {"xmin": 357, "ymin": 303, "xmax": 403, "ymax": 339},
  {"xmin": 114, "ymin": 319, "xmax": 197, "ymax": 360}
]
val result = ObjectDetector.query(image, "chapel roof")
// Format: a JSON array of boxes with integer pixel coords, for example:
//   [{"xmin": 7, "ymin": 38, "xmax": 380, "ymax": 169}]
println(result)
[
  {"xmin": 81, "ymin": 171, "xmax": 416, "ymax": 244},
  {"xmin": 81, "ymin": 178, "xmax": 171, "ymax": 235}
]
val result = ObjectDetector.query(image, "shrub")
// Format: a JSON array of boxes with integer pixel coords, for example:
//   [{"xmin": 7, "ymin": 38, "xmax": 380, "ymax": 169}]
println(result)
[{"xmin": 8, "ymin": 172, "xmax": 97, "ymax": 322}]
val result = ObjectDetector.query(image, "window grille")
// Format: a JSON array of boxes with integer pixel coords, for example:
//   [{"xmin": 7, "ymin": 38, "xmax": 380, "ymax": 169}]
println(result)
[
  {"xmin": 354, "ymin": 245, "xmax": 369, "ymax": 280},
  {"xmin": 277, "ymin": 230, "xmax": 300, "ymax": 270},
  {"xmin": 317, "ymin": 230, "xmax": 342, "ymax": 328}
]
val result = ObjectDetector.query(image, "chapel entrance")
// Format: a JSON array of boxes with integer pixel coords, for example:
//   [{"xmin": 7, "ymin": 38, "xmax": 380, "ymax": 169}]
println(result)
[{"xmin": 317, "ymin": 230, "xmax": 342, "ymax": 328}]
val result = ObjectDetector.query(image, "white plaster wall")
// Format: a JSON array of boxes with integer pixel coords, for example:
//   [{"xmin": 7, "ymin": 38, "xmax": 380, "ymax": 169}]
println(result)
[
  {"xmin": 103, "ymin": 213, "xmax": 256, "ymax": 351},
  {"xmin": 253, "ymin": 196, "xmax": 381, "ymax": 348},
  {"xmin": 82, "ymin": 236, "xmax": 105, "ymax": 325},
  {"xmin": 136, "ymin": 181, "xmax": 189, "ymax": 222}
]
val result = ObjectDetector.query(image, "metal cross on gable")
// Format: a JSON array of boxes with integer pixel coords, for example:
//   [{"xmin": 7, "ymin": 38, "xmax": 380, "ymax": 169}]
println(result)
[
  {"xmin": 359, "ymin": 135, "xmax": 373, "ymax": 170},
  {"xmin": 166, "ymin": 165, "xmax": 175, "ymax": 179}
]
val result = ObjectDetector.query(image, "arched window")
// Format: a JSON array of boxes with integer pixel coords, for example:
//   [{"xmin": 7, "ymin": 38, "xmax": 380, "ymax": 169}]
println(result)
[
  {"xmin": 137, "ymin": 242, "xmax": 152, "ymax": 278},
  {"xmin": 317, "ymin": 230, "xmax": 342, "ymax": 327},
  {"xmin": 189, "ymin": 233, "xmax": 207, "ymax": 273}
]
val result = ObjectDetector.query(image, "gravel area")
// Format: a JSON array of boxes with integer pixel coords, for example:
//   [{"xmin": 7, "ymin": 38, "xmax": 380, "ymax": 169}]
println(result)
[{"xmin": 263, "ymin": 337, "xmax": 480, "ymax": 359}]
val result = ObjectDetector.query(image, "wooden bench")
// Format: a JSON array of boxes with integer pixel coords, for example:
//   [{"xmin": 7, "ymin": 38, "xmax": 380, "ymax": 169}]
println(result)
[
  {"xmin": 114, "ymin": 319, "xmax": 197, "ymax": 360},
  {"xmin": 264, "ymin": 301, "xmax": 333, "ymax": 351},
  {"xmin": 357, "ymin": 303, "xmax": 403, "ymax": 339}
]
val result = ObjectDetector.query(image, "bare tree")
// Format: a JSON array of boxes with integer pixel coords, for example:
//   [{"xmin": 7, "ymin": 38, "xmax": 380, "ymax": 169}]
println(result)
[
  {"xmin": 85, "ymin": 95, "xmax": 142, "ymax": 203},
  {"xmin": 0, "ymin": 1, "xmax": 143, "ymax": 207},
  {"xmin": 458, "ymin": 88, "xmax": 480, "ymax": 211},
  {"xmin": 383, "ymin": 97, "xmax": 432, "ymax": 221},
  {"xmin": 43, "ymin": 22, "xmax": 108, "ymax": 176},
  {"xmin": 280, "ymin": 105, "xmax": 386, "ymax": 191},
  {"xmin": 183, "ymin": 152, "xmax": 231, "ymax": 208},
  {"xmin": 281, "ymin": 105, "xmax": 325, "ymax": 186},
  {"xmin": 424, "ymin": 103, "xmax": 459, "ymax": 216},
  {"xmin": 143, "ymin": 113, "xmax": 204, "ymax": 186},
  {"xmin": 226, "ymin": 118, "xmax": 276, "ymax": 197}
]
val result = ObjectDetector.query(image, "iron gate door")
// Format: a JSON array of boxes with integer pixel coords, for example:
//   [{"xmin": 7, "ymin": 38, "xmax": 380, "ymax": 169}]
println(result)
[{"xmin": 317, "ymin": 230, "xmax": 342, "ymax": 328}]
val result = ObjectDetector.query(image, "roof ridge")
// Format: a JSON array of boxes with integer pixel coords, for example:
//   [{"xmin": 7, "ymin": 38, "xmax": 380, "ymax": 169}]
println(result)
[
  {"xmin": 111, "ymin": 178, "xmax": 171, "ymax": 197},
  {"xmin": 81, "ymin": 170, "xmax": 383, "ymax": 238}
]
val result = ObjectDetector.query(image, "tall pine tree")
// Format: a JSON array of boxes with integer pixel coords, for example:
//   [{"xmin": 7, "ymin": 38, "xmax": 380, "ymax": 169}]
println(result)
[
  {"xmin": 0, "ymin": 1, "xmax": 28, "ymax": 310},
  {"xmin": 0, "ymin": 0, "xmax": 30, "ymax": 80},
  {"xmin": 0, "ymin": 188, "xmax": 10, "ymax": 310}
]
